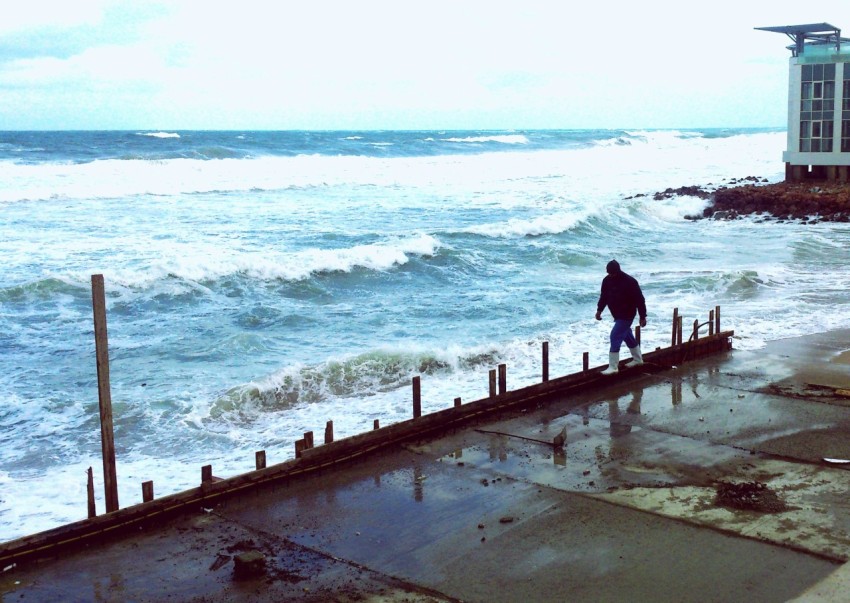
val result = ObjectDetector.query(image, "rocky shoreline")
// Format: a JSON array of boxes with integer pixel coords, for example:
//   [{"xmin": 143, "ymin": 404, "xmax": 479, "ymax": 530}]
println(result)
[{"xmin": 630, "ymin": 177, "xmax": 850, "ymax": 223}]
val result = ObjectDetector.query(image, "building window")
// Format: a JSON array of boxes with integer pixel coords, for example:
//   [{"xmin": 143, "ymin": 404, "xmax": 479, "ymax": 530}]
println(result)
[{"xmin": 801, "ymin": 63, "xmax": 835, "ymax": 152}]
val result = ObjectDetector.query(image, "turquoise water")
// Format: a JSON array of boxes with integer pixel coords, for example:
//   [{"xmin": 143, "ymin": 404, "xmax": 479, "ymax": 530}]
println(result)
[{"xmin": 3, "ymin": 127, "xmax": 849, "ymax": 541}]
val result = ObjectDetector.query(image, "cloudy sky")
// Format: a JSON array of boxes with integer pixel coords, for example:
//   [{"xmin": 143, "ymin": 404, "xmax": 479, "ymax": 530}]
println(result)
[{"xmin": 1, "ymin": 1, "xmax": 847, "ymax": 130}]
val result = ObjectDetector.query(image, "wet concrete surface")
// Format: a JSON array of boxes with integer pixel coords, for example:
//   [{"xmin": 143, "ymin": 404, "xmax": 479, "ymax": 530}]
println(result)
[{"xmin": 3, "ymin": 330, "xmax": 850, "ymax": 602}]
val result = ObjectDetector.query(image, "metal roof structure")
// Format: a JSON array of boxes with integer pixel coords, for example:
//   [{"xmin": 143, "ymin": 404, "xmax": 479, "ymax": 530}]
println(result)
[{"xmin": 755, "ymin": 23, "xmax": 849, "ymax": 56}]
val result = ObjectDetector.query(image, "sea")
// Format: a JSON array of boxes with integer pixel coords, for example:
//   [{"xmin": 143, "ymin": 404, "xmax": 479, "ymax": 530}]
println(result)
[{"xmin": 2, "ymin": 127, "xmax": 849, "ymax": 542}]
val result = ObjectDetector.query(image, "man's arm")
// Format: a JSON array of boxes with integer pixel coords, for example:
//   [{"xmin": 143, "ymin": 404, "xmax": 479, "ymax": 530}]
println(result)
[
  {"xmin": 596, "ymin": 280, "xmax": 607, "ymax": 320},
  {"xmin": 635, "ymin": 280, "xmax": 647, "ymax": 327}
]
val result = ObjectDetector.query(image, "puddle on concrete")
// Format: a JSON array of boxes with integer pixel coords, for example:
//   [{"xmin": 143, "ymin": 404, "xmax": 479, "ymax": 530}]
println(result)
[{"xmin": 436, "ymin": 405, "xmax": 756, "ymax": 495}]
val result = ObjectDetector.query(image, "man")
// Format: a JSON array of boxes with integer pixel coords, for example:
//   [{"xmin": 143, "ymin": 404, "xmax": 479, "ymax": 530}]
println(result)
[{"xmin": 595, "ymin": 259, "xmax": 647, "ymax": 375}]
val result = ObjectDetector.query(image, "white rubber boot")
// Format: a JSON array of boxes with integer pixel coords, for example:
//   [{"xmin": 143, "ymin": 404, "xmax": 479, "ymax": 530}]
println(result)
[
  {"xmin": 601, "ymin": 352, "xmax": 619, "ymax": 375},
  {"xmin": 628, "ymin": 345, "xmax": 644, "ymax": 365}
]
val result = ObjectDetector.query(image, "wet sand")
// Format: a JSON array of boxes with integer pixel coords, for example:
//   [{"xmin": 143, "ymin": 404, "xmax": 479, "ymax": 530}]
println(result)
[{"xmin": 2, "ymin": 330, "xmax": 850, "ymax": 602}]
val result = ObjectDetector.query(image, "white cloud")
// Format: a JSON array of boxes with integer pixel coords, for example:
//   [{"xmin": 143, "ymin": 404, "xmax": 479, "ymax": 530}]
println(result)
[
  {"xmin": 0, "ymin": 0, "xmax": 847, "ymax": 129},
  {"xmin": 0, "ymin": 0, "xmax": 107, "ymax": 35}
]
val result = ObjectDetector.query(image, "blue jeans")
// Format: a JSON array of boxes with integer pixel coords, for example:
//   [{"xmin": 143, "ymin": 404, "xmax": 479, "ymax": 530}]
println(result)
[{"xmin": 610, "ymin": 319, "xmax": 637, "ymax": 353}]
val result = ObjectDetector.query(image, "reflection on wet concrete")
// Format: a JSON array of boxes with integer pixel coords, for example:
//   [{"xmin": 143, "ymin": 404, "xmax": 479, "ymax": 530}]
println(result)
[
  {"xmin": 672, "ymin": 379, "xmax": 682, "ymax": 406},
  {"xmin": 414, "ymin": 465, "xmax": 423, "ymax": 502}
]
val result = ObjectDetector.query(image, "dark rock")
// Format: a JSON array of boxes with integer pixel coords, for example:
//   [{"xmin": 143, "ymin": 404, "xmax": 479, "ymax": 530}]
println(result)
[{"xmin": 706, "ymin": 181, "xmax": 850, "ymax": 222}]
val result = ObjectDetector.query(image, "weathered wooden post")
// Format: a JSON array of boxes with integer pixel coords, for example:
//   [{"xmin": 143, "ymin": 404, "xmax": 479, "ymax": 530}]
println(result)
[
  {"xmin": 454, "ymin": 397, "xmax": 462, "ymax": 408},
  {"xmin": 142, "ymin": 480, "xmax": 154, "ymax": 503},
  {"xmin": 412, "ymin": 376, "xmax": 421, "ymax": 418},
  {"xmin": 498, "ymin": 364, "xmax": 507, "ymax": 395},
  {"xmin": 488, "ymin": 369, "xmax": 497, "ymax": 397},
  {"xmin": 87, "ymin": 467, "xmax": 96, "ymax": 518},
  {"xmin": 677, "ymin": 316, "xmax": 683, "ymax": 345},
  {"xmin": 303, "ymin": 431, "xmax": 314, "ymax": 449},
  {"xmin": 542, "ymin": 342, "xmax": 549, "ymax": 382},
  {"xmin": 582, "ymin": 352, "xmax": 589, "ymax": 372},
  {"xmin": 91, "ymin": 274, "xmax": 119, "ymax": 513},
  {"xmin": 715, "ymin": 305, "xmax": 721, "ymax": 334},
  {"xmin": 671, "ymin": 308, "xmax": 679, "ymax": 346},
  {"xmin": 201, "ymin": 464, "xmax": 213, "ymax": 483},
  {"xmin": 693, "ymin": 319, "xmax": 700, "ymax": 341},
  {"xmin": 324, "ymin": 421, "xmax": 334, "ymax": 444},
  {"xmin": 294, "ymin": 439, "xmax": 306, "ymax": 458},
  {"xmin": 373, "ymin": 419, "xmax": 380, "ymax": 430},
  {"xmin": 708, "ymin": 310, "xmax": 715, "ymax": 336},
  {"xmin": 255, "ymin": 450, "xmax": 266, "ymax": 470}
]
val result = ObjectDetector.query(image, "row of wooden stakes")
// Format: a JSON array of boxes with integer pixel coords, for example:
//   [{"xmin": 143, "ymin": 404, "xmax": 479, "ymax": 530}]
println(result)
[{"xmin": 86, "ymin": 296, "xmax": 721, "ymax": 515}]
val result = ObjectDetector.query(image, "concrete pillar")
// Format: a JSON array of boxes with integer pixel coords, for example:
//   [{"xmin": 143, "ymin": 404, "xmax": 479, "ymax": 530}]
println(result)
[
  {"xmin": 827, "ymin": 165, "xmax": 838, "ymax": 182},
  {"xmin": 790, "ymin": 165, "xmax": 806, "ymax": 182}
]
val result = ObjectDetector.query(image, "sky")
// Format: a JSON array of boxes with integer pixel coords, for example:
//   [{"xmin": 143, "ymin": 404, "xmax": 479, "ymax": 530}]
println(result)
[{"xmin": 0, "ymin": 0, "xmax": 848, "ymax": 130}]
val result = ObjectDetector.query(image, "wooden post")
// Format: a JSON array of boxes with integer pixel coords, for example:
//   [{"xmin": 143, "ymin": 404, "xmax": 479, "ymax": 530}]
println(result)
[
  {"xmin": 671, "ymin": 308, "xmax": 679, "ymax": 347},
  {"xmin": 489, "ymin": 369, "xmax": 497, "ymax": 397},
  {"xmin": 202, "ymin": 464, "xmax": 213, "ymax": 483},
  {"xmin": 677, "ymin": 316, "xmax": 683, "ymax": 345},
  {"xmin": 324, "ymin": 421, "xmax": 334, "ymax": 444},
  {"xmin": 255, "ymin": 450, "xmax": 266, "ymax": 470},
  {"xmin": 582, "ymin": 352, "xmax": 589, "ymax": 372},
  {"xmin": 454, "ymin": 397, "xmax": 462, "ymax": 407},
  {"xmin": 91, "ymin": 274, "xmax": 119, "ymax": 513},
  {"xmin": 142, "ymin": 480, "xmax": 154, "ymax": 503},
  {"xmin": 373, "ymin": 419, "xmax": 380, "ymax": 430},
  {"xmin": 715, "ymin": 305, "xmax": 721, "ymax": 334},
  {"xmin": 708, "ymin": 310, "xmax": 715, "ymax": 336},
  {"xmin": 295, "ymin": 439, "xmax": 306, "ymax": 459},
  {"xmin": 693, "ymin": 319, "xmax": 700, "ymax": 341},
  {"xmin": 412, "ymin": 376, "xmax": 421, "ymax": 418},
  {"xmin": 498, "ymin": 364, "xmax": 507, "ymax": 395},
  {"xmin": 87, "ymin": 467, "xmax": 96, "ymax": 519},
  {"xmin": 542, "ymin": 342, "xmax": 549, "ymax": 382},
  {"xmin": 635, "ymin": 325, "xmax": 641, "ymax": 345},
  {"xmin": 303, "ymin": 431, "xmax": 314, "ymax": 449}
]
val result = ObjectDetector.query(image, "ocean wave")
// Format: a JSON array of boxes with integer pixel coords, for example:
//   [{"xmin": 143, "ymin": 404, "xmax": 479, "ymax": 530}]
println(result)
[
  {"xmin": 92, "ymin": 234, "xmax": 443, "ymax": 291},
  {"xmin": 137, "ymin": 132, "xmax": 181, "ymax": 139},
  {"xmin": 462, "ymin": 210, "xmax": 590, "ymax": 238},
  {"xmin": 442, "ymin": 134, "xmax": 529, "ymax": 144},
  {"xmin": 210, "ymin": 342, "xmax": 504, "ymax": 418},
  {"xmin": 0, "ymin": 130, "xmax": 788, "ymax": 203},
  {"xmin": 272, "ymin": 233, "xmax": 441, "ymax": 281},
  {"xmin": 0, "ymin": 276, "xmax": 83, "ymax": 302}
]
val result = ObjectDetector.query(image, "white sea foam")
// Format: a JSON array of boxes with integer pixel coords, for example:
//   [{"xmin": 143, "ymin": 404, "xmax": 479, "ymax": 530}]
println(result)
[
  {"xmin": 442, "ymin": 134, "xmax": 529, "ymax": 144},
  {"xmin": 0, "ymin": 131, "xmax": 786, "ymax": 205},
  {"xmin": 80, "ymin": 233, "xmax": 443, "ymax": 289},
  {"xmin": 463, "ymin": 210, "xmax": 590, "ymax": 237},
  {"xmin": 137, "ymin": 131, "xmax": 181, "ymax": 138}
]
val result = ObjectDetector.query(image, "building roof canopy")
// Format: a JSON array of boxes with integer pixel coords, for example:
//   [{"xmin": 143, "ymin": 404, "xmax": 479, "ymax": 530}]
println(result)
[
  {"xmin": 755, "ymin": 23, "xmax": 839, "ymax": 35},
  {"xmin": 755, "ymin": 23, "xmax": 848, "ymax": 56}
]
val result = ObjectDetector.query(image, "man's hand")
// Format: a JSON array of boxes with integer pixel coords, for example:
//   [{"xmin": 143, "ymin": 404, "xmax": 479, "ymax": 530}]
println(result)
[
  {"xmin": 640, "ymin": 317, "xmax": 647, "ymax": 328},
  {"xmin": 595, "ymin": 312, "xmax": 602, "ymax": 321}
]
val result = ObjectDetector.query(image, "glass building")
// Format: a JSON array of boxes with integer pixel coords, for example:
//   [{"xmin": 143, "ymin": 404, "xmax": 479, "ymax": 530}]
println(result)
[{"xmin": 757, "ymin": 23, "xmax": 850, "ymax": 181}]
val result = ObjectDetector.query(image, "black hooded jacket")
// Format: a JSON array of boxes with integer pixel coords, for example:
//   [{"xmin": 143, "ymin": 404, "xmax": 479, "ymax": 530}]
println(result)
[{"xmin": 597, "ymin": 260, "xmax": 647, "ymax": 321}]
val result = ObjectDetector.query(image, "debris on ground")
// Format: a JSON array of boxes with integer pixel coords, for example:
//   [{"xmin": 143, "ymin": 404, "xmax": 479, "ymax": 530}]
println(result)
[{"xmin": 714, "ymin": 481, "xmax": 787, "ymax": 513}]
